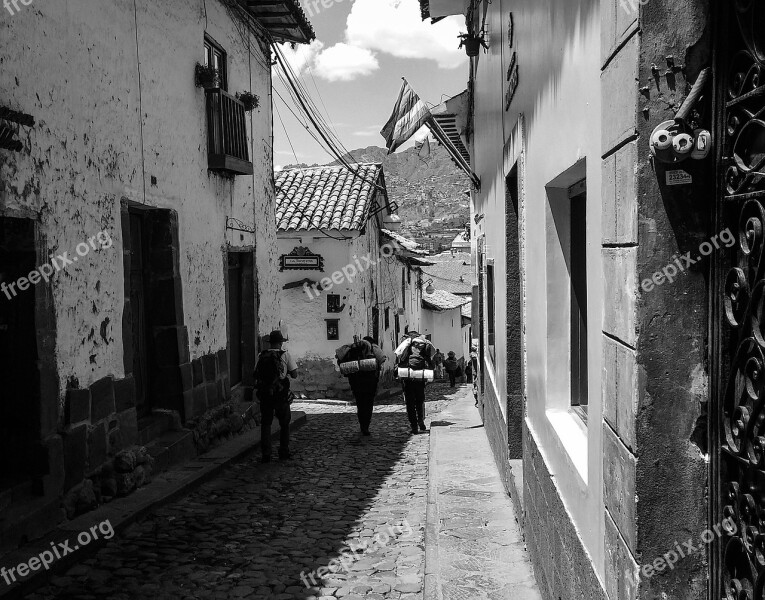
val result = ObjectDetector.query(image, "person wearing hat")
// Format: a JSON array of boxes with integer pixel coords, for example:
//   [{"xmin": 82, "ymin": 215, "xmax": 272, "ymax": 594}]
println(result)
[{"xmin": 254, "ymin": 330, "xmax": 298, "ymax": 462}]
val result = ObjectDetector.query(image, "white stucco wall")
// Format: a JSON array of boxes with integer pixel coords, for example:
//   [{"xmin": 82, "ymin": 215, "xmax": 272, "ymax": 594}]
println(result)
[
  {"xmin": 471, "ymin": 0, "xmax": 604, "ymax": 579},
  {"xmin": 0, "ymin": 0, "xmax": 279, "ymax": 407},
  {"xmin": 422, "ymin": 307, "xmax": 464, "ymax": 360}
]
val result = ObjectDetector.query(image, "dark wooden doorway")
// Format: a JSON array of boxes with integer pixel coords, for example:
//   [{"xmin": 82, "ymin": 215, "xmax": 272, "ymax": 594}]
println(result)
[
  {"xmin": 228, "ymin": 252, "xmax": 243, "ymax": 387},
  {"xmin": 128, "ymin": 211, "xmax": 151, "ymax": 417},
  {"xmin": 0, "ymin": 217, "xmax": 42, "ymax": 482}
]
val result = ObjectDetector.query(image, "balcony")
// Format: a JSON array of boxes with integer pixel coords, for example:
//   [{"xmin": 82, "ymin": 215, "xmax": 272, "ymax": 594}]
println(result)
[{"xmin": 205, "ymin": 88, "xmax": 253, "ymax": 176}]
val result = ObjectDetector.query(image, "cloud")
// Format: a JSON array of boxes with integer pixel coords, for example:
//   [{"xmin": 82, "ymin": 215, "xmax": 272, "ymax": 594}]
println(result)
[
  {"xmin": 313, "ymin": 43, "xmax": 380, "ymax": 81},
  {"xmin": 346, "ymin": 0, "xmax": 467, "ymax": 69},
  {"xmin": 279, "ymin": 40, "xmax": 325, "ymax": 75}
]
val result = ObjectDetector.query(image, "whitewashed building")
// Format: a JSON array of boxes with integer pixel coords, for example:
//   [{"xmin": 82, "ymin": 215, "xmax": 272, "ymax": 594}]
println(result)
[
  {"xmin": 0, "ymin": 0, "xmax": 313, "ymax": 549},
  {"xmin": 275, "ymin": 164, "xmax": 426, "ymax": 398}
]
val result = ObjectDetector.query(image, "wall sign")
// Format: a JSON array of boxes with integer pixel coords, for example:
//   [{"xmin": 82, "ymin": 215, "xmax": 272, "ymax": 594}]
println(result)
[
  {"xmin": 279, "ymin": 246, "xmax": 324, "ymax": 271},
  {"xmin": 666, "ymin": 170, "xmax": 693, "ymax": 186}
]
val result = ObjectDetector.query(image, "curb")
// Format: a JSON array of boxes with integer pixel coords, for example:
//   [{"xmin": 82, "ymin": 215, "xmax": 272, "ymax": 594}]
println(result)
[
  {"xmin": 0, "ymin": 413, "xmax": 308, "ymax": 599},
  {"xmin": 424, "ymin": 424, "xmax": 442, "ymax": 600}
]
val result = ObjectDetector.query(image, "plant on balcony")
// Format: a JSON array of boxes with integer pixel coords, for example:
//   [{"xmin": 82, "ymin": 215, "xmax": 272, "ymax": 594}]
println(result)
[
  {"xmin": 195, "ymin": 63, "xmax": 220, "ymax": 89},
  {"xmin": 236, "ymin": 91, "xmax": 260, "ymax": 112},
  {"xmin": 458, "ymin": 32, "xmax": 488, "ymax": 57}
]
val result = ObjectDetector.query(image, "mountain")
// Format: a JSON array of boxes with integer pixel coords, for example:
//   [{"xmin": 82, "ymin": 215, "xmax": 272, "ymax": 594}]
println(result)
[{"xmin": 284, "ymin": 144, "xmax": 470, "ymax": 250}]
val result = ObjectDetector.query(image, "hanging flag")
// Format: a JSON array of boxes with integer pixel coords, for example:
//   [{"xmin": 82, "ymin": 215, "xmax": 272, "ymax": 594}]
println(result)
[{"xmin": 381, "ymin": 78, "xmax": 432, "ymax": 154}]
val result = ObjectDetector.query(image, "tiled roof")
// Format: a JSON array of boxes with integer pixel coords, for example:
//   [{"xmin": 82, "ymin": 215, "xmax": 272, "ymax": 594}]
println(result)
[
  {"xmin": 275, "ymin": 164, "xmax": 382, "ymax": 232},
  {"xmin": 421, "ymin": 253, "xmax": 475, "ymax": 295},
  {"xmin": 381, "ymin": 228, "xmax": 429, "ymax": 255},
  {"xmin": 422, "ymin": 289, "xmax": 471, "ymax": 311}
]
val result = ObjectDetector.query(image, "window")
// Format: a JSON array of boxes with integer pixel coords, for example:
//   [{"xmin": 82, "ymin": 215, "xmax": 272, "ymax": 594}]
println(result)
[
  {"xmin": 569, "ymin": 179, "xmax": 588, "ymax": 418},
  {"xmin": 401, "ymin": 269, "xmax": 406, "ymax": 310},
  {"xmin": 326, "ymin": 319, "xmax": 339, "ymax": 341},
  {"xmin": 384, "ymin": 307, "xmax": 390, "ymax": 330},
  {"xmin": 487, "ymin": 260, "xmax": 496, "ymax": 363},
  {"xmin": 545, "ymin": 165, "xmax": 588, "ymax": 425},
  {"xmin": 407, "ymin": 267, "xmax": 411, "ymax": 284},
  {"xmin": 327, "ymin": 294, "xmax": 342, "ymax": 313},
  {"xmin": 204, "ymin": 35, "xmax": 227, "ymax": 90},
  {"xmin": 371, "ymin": 307, "xmax": 379, "ymax": 341},
  {"xmin": 203, "ymin": 35, "xmax": 251, "ymax": 176}
]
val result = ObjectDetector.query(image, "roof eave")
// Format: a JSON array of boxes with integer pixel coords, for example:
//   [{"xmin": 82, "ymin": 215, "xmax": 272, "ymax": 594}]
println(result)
[{"xmin": 244, "ymin": 0, "xmax": 316, "ymax": 45}]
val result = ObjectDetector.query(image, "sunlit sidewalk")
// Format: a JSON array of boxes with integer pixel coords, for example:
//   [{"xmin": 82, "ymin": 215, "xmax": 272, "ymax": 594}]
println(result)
[{"xmin": 427, "ymin": 389, "xmax": 542, "ymax": 600}]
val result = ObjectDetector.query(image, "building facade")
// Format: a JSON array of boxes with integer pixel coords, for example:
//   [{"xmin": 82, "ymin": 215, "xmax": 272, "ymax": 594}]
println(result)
[
  {"xmin": 275, "ymin": 164, "xmax": 425, "ymax": 399},
  {"xmin": 418, "ymin": 0, "xmax": 717, "ymax": 599},
  {"xmin": 0, "ymin": 0, "xmax": 312, "ymax": 550}
]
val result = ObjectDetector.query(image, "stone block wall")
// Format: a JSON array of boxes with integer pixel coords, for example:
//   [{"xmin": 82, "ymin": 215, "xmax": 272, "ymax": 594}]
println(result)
[
  {"xmin": 523, "ymin": 425, "xmax": 608, "ymax": 600},
  {"xmin": 291, "ymin": 357, "xmax": 352, "ymax": 399}
]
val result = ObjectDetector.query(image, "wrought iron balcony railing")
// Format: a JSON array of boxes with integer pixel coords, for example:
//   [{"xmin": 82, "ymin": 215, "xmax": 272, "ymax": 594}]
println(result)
[{"xmin": 205, "ymin": 88, "xmax": 253, "ymax": 176}]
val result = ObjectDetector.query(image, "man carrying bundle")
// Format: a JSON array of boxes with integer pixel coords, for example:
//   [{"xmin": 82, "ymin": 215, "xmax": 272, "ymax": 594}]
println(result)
[
  {"xmin": 395, "ymin": 331, "xmax": 436, "ymax": 434},
  {"xmin": 337, "ymin": 336, "xmax": 387, "ymax": 438}
]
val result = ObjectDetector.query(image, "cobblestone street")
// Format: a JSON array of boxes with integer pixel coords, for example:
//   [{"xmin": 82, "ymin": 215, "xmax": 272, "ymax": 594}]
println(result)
[{"xmin": 28, "ymin": 383, "xmax": 464, "ymax": 600}]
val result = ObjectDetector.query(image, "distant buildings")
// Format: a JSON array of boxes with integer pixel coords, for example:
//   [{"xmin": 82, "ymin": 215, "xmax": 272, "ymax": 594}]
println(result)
[{"xmin": 274, "ymin": 164, "xmax": 425, "ymax": 398}]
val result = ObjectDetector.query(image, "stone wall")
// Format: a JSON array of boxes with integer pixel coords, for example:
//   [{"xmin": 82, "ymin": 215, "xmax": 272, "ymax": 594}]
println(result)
[
  {"xmin": 524, "ymin": 424, "xmax": 609, "ymax": 600},
  {"xmin": 601, "ymin": 0, "xmax": 710, "ymax": 598}
]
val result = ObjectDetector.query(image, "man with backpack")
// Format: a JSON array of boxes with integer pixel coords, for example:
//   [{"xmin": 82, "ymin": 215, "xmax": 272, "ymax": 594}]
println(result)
[
  {"xmin": 396, "ymin": 331, "xmax": 436, "ymax": 434},
  {"xmin": 337, "ymin": 336, "xmax": 387, "ymax": 438},
  {"xmin": 254, "ymin": 330, "xmax": 298, "ymax": 463}
]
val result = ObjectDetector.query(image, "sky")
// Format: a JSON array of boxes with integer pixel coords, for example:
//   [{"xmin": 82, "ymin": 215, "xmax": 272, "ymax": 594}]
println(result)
[{"xmin": 272, "ymin": 0, "xmax": 469, "ymax": 169}]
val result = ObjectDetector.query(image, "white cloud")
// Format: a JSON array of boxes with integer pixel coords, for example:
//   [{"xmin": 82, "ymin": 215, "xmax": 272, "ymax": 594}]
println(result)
[
  {"xmin": 313, "ymin": 43, "xmax": 380, "ymax": 81},
  {"xmin": 279, "ymin": 40, "xmax": 325, "ymax": 76},
  {"xmin": 346, "ymin": 0, "xmax": 467, "ymax": 69}
]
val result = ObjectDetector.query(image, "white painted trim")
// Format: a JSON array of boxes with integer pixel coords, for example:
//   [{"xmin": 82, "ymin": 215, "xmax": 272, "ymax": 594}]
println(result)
[{"xmin": 546, "ymin": 408, "xmax": 588, "ymax": 483}]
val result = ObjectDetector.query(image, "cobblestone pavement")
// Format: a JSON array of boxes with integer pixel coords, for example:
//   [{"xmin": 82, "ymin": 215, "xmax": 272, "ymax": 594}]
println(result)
[{"xmin": 29, "ymin": 383, "xmax": 464, "ymax": 600}]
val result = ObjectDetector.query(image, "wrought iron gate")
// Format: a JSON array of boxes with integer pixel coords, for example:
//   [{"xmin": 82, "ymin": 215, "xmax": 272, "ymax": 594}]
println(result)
[{"xmin": 715, "ymin": 2, "xmax": 765, "ymax": 598}]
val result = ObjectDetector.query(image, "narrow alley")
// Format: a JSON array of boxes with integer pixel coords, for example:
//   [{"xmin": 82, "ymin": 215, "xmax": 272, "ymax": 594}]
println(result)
[{"xmin": 23, "ymin": 384, "xmax": 538, "ymax": 600}]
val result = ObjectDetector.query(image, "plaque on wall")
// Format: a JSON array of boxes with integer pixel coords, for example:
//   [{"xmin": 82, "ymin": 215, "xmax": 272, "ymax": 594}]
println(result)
[{"xmin": 279, "ymin": 246, "xmax": 325, "ymax": 272}]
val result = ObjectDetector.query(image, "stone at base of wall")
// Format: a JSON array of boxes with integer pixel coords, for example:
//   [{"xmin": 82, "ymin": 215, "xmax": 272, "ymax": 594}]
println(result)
[{"xmin": 523, "ymin": 424, "xmax": 608, "ymax": 600}]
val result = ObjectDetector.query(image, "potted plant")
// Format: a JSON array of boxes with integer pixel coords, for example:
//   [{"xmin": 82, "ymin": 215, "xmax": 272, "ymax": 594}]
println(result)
[
  {"xmin": 195, "ymin": 62, "xmax": 220, "ymax": 89},
  {"xmin": 458, "ymin": 32, "xmax": 488, "ymax": 57},
  {"xmin": 236, "ymin": 91, "xmax": 260, "ymax": 112}
]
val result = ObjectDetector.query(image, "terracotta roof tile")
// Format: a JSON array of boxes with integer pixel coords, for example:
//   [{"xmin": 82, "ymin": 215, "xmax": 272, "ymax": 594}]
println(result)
[
  {"xmin": 275, "ymin": 164, "xmax": 382, "ymax": 232},
  {"xmin": 422, "ymin": 289, "xmax": 471, "ymax": 311}
]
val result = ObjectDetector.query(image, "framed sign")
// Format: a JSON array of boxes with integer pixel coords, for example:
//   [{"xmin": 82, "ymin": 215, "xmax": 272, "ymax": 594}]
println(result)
[{"xmin": 280, "ymin": 246, "xmax": 324, "ymax": 271}]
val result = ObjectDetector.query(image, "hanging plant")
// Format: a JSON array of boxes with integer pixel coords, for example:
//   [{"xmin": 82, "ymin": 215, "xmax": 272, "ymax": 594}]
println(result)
[
  {"xmin": 236, "ymin": 91, "xmax": 260, "ymax": 112},
  {"xmin": 458, "ymin": 32, "xmax": 489, "ymax": 57},
  {"xmin": 195, "ymin": 63, "xmax": 220, "ymax": 89}
]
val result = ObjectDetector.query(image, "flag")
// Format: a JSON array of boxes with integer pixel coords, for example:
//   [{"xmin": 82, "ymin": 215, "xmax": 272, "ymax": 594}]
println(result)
[{"xmin": 381, "ymin": 79, "xmax": 432, "ymax": 154}]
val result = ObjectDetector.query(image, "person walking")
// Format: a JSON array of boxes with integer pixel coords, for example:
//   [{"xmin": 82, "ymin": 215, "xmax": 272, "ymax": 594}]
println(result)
[
  {"xmin": 444, "ymin": 351, "xmax": 459, "ymax": 388},
  {"xmin": 337, "ymin": 336, "xmax": 387, "ymax": 438},
  {"xmin": 396, "ymin": 331, "xmax": 435, "ymax": 434},
  {"xmin": 254, "ymin": 330, "xmax": 298, "ymax": 463},
  {"xmin": 468, "ymin": 345, "xmax": 479, "ymax": 405},
  {"xmin": 433, "ymin": 349, "xmax": 445, "ymax": 379}
]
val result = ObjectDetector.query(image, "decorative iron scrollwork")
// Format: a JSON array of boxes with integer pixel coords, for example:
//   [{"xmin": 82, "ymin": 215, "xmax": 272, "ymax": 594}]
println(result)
[{"xmin": 719, "ymin": 3, "xmax": 765, "ymax": 598}]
